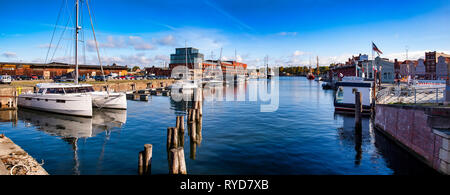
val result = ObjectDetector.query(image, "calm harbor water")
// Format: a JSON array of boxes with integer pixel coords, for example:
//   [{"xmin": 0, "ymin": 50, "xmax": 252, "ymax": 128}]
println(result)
[{"xmin": 0, "ymin": 77, "xmax": 438, "ymax": 175}]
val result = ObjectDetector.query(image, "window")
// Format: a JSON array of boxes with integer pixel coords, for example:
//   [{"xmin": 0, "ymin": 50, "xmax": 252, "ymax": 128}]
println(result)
[
  {"xmin": 56, "ymin": 100, "xmax": 65, "ymax": 103},
  {"xmin": 46, "ymin": 88, "xmax": 65, "ymax": 94},
  {"xmin": 38, "ymin": 88, "xmax": 45, "ymax": 93}
]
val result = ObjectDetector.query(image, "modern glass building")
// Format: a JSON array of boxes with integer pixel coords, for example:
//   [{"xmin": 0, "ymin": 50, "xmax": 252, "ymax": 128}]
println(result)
[{"xmin": 169, "ymin": 47, "xmax": 204, "ymax": 69}]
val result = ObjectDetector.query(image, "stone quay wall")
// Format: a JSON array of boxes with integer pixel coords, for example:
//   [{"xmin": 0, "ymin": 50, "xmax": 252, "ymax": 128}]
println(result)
[{"xmin": 375, "ymin": 104, "xmax": 450, "ymax": 174}]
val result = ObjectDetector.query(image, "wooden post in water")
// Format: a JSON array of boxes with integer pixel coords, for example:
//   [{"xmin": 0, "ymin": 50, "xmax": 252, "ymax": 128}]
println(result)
[
  {"xmin": 167, "ymin": 127, "xmax": 173, "ymax": 151},
  {"xmin": 190, "ymin": 140, "xmax": 197, "ymax": 160},
  {"xmin": 177, "ymin": 148, "xmax": 187, "ymax": 174},
  {"xmin": 143, "ymin": 144, "xmax": 152, "ymax": 175},
  {"xmin": 196, "ymin": 114, "xmax": 203, "ymax": 144},
  {"xmin": 169, "ymin": 148, "xmax": 179, "ymax": 174},
  {"xmin": 171, "ymin": 127, "xmax": 179, "ymax": 149},
  {"xmin": 176, "ymin": 116, "xmax": 185, "ymax": 147},
  {"xmin": 355, "ymin": 91, "xmax": 362, "ymax": 130},
  {"xmin": 138, "ymin": 151, "xmax": 144, "ymax": 175},
  {"xmin": 168, "ymin": 147, "xmax": 187, "ymax": 175}
]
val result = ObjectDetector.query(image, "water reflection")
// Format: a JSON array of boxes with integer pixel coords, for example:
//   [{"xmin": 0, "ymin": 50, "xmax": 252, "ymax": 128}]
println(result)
[
  {"xmin": 17, "ymin": 108, "xmax": 127, "ymax": 175},
  {"xmin": 335, "ymin": 113, "xmax": 373, "ymax": 167},
  {"xmin": 18, "ymin": 108, "xmax": 126, "ymax": 138}
]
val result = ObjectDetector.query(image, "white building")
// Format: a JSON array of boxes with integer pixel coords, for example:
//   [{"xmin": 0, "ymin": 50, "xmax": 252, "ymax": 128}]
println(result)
[
  {"xmin": 374, "ymin": 57, "xmax": 395, "ymax": 83},
  {"xmin": 415, "ymin": 59, "xmax": 426, "ymax": 78}
]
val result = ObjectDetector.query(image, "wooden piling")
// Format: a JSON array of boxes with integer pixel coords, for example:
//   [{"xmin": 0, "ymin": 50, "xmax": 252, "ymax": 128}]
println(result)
[
  {"xmin": 198, "ymin": 101, "xmax": 203, "ymax": 116},
  {"xmin": 167, "ymin": 127, "xmax": 173, "ymax": 150},
  {"xmin": 138, "ymin": 151, "xmax": 144, "ymax": 175},
  {"xmin": 190, "ymin": 140, "xmax": 197, "ymax": 160},
  {"xmin": 196, "ymin": 109, "xmax": 200, "ymax": 122},
  {"xmin": 144, "ymin": 144, "xmax": 152, "ymax": 175},
  {"xmin": 177, "ymin": 148, "xmax": 187, "ymax": 175},
  {"xmin": 171, "ymin": 127, "xmax": 179, "ymax": 149},
  {"xmin": 169, "ymin": 148, "xmax": 179, "ymax": 174},
  {"xmin": 176, "ymin": 116, "xmax": 185, "ymax": 147},
  {"xmin": 189, "ymin": 119, "xmax": 197, "ymax": 142},
  {"xmin": 355, "ymin": 91, "xmax": 362, "ymax": 129},
  {"xmin": 190, "ymin": 109, "xmax": 196, "ymax": 122},
  {"xmin": 196, "ymin": 115, "xmax": 203, "ymax": 144}
]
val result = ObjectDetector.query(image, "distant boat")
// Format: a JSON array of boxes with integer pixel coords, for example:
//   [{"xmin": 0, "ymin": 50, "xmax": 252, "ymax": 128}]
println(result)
[
  {"xmin": 306, "ymin": 65, "xmax": 315, "ymax": 80},
  {"xmin": 307, "ymin": 72, "xmax": 315, "ymax": 80}
]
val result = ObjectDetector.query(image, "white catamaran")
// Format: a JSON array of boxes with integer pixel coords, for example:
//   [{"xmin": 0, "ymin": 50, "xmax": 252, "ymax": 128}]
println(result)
[{"xmin": 18, "ymin": 0, "xmax": 126, "ymax": 116}]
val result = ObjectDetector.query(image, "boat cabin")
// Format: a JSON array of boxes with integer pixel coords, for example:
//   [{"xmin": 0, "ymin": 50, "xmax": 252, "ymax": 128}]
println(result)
[
  {"xmin": 334, "ymin": 77, "xmax": 374, "ymax": 113},
  {"xmin": 36, "ymin": 83, "xmax": 95, "ymax": 94}
]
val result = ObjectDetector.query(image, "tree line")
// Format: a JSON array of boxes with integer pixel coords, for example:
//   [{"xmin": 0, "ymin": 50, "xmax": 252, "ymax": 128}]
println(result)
[{"xmin": 279, "ymin": 66, "xmax": 330, "ymax": 76}]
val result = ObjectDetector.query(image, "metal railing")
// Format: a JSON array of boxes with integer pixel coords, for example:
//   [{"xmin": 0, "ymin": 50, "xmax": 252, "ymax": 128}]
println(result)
[{"xmin": 377, "ymin": 86, "xmax": 445, "ymax": 104}]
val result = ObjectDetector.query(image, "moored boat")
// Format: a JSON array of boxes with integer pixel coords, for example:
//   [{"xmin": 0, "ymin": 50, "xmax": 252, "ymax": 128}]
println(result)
[
  {"xmin": 18, "ymin": 83, "xmax": 93, "ymax": 117},
  {"xmin": 334, "ymin": 77, "xmax": 374, "ymax": 113},
  {"xmin": 307, "ymin": 73, "xmax": 315, "ymax": 80}
]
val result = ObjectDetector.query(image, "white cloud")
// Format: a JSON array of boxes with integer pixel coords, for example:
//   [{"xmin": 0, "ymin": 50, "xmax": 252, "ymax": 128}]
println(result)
[
  {"xmin": 293, "ymin": 50, "xmax": 306, "ymax": 56},
  {"xmin": 156, "ymin": 35, "xmax": 176, "ymax": 46},
  {"xmin": 278, "ymin": 32, "xmax": 298, "ymax": 36},
  {"xmin": 128, "ymin": 36, "xmax": 156, "ymax": 50},
  {"xmin": 86, "ymin": 35, "xmax": 155, "ymax": 51},
  {"xmin": 2, "ymin": 52, "xmax": 17, "ymax": 58}
]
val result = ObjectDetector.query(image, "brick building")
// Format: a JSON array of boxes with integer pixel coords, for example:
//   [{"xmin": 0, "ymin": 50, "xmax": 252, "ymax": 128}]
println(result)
[
  {"xmin": 167, "ymin": 47, "xmax": 247, "ymax": 78},
  {"xmin": 425, "ymin": 51, "xmax": 450, "ymax": 79},
  {"xmin": 0, "ymin": 62, "xmax": 128, "ymax": 79}
]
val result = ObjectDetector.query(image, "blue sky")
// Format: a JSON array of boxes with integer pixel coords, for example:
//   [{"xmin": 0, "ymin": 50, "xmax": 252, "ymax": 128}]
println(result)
[{"xmin": 0, "ymin": 0, "xmax": 449, "ymax": 68}]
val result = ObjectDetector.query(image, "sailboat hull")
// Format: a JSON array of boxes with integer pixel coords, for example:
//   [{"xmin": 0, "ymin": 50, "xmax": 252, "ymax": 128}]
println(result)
[
  {"xmin": 90, "ymin": 92, "xmax": 127, "ymax": 109},
  {"xmin": 18, "ymin": 94, "xmax": 93, "ymax": 117}
]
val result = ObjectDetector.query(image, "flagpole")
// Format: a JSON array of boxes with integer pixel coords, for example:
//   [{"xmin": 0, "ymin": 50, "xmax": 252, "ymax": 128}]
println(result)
[{"xmin": 372, "ymin": 42, "xmax": 374, "ymax": 80}]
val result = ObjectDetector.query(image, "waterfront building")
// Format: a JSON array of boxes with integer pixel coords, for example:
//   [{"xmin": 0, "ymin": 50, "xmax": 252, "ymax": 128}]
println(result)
[
  {"xmin": 203, "ymin": 60, "xmax": 247, "ymax": 76},
  {"xmin": 0, "ymin": 62, "xmax": 128, "ymax": 79},
  {"xmin": 169, "ymin": 47, "xmax": 204, "ymax": 79},
  {"xmin": 168, "ymin": 47, "xmax": 247, "ymax": 79},
  {"xmin": 415, "ymin": 59, "xmax": 426, "ymax": 79},
  {"xmin": 425, "ymin": 51, "xmax": 450, "ymax": 79},
  {"xmin": 374, "ymin": 57, "xmax": 395, "ymax": 83},
  {"xmin": 399, "ymin": 60, "xmax": 417, "ymax": 78},
  {"xmin": 436, "ymin": 56, "xmax": 449, "ymax": 80}
]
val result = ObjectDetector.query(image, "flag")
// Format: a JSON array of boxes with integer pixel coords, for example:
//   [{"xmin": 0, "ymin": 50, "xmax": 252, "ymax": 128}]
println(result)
[{"xmin": 372, "ymin": 42, "xmax": 383, "ymax": 55}]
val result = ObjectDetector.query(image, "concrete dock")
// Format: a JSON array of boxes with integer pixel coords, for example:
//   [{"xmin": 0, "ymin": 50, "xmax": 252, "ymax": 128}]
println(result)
[{"xmin": 0, "ymin": 134, "xmax": 48, "ymax": 175}]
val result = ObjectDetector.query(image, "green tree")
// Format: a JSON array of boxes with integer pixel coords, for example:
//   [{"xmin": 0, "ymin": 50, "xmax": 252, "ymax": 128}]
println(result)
[{"xmin": 132, "ymin": 66, "xmax": 140, "ymax": 72}]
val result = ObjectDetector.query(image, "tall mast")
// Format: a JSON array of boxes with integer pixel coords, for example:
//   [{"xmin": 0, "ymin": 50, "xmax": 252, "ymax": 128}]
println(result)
[
  {"xmin": 185, "ymin": 40, "xmax": 188, "ymax": 79},
  {"xmin": 316, "ymin": 56, "xmax": 320, "ymax": 75},
  {"xmin": 75, "ymin": 0, "xmax": 79, "ymax": 85}
]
